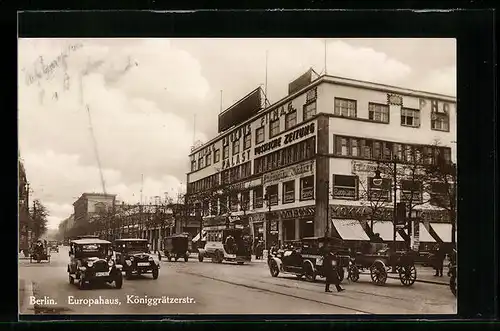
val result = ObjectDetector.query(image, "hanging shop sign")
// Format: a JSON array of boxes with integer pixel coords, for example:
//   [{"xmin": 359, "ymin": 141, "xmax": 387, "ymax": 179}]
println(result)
[
  {"xmin": 269, "ymin": 220, "xmax": 279, "ymax": 234},
  {"xmin": 254, "ymin": 122, "xmax": 315, "ymax": 156},
  {"xmin": 263, "ymin": 160, "xmax": 315, "ymax": 185}
]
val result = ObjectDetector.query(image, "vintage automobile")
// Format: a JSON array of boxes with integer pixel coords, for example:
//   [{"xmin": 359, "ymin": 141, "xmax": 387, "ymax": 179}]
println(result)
[
  {"xmin": 114, "ymin": 238, "xmax": 160, "ymax": 279},
  {"xmin": 268, "ymin": 236, "xmax": 351, "ymax": 282},
  {"xmin": 30, "ymin": 240, "xmax": 50, "ymax": 263},
  {"xmin": 67, "ymin": 238, "xmax": 123, "ymax": 289},
  {"xmin": 49, "ymin": 241, "xmax": 59, "ymax": 253},
  {"xmin": 198, "ymin": 227, "xmax": 251, "ymax": 264},
  {"xmin": 347, "ymin": 244, "xmax": 417, "ymax": 287},
  {"xmin": 164, "ymin": 233, "xmax": 191, "ymax": 262}
]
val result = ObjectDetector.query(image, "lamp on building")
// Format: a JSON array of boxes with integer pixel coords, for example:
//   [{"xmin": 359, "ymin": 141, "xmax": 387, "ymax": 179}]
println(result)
[{"xmin": 372, "ymin": 168, "xmax": 383, "ymax": 186}]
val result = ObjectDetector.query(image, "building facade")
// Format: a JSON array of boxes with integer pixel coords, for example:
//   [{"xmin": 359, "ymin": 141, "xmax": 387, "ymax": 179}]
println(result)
[
  {"xmin": 18, "ymin": 159, "xmax": 33, "ymax": 253},
  {"xmin": 186, "ymin": 72, "xmax": 457, "ymax": 251},
  {"xmin": 73, "ymin": 193, "xmax": 117, "ymax": 226}
]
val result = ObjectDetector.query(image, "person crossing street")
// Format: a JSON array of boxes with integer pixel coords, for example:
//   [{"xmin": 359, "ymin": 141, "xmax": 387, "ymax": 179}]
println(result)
[{"xmin": 323, "ymin": 245, "xmax": 345, "ymax": 293}]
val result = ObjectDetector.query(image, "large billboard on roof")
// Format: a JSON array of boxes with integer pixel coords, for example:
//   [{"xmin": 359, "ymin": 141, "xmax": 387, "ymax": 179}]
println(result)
[
  {"xmin": 288, "ymin": 68, "xmax": 319, "ymax": 95},
  {"xmin": 218, "ymin": 87, "xmax": 263, "ymax": 133}
]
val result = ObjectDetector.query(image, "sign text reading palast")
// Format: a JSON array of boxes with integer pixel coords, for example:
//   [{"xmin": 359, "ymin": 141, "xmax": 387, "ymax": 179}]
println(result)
[{"xmin": 254, "ymin": 122, "xmax": 315, "ymax": 156}]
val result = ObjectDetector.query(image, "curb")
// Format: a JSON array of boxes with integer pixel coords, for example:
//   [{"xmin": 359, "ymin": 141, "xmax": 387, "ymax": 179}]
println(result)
[
  {"xmin": 19, "ymin": 280, "xmax": 35, "ymax": 314},
  {"xmin": 387, "ymin": 275, "xmax": 448, "ymax": 286}
]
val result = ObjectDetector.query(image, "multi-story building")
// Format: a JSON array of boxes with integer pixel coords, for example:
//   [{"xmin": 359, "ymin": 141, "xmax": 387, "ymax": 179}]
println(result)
[
  {"xmin": 18, "ymin": 158, "xmax": 33, "ymax": 254},
  {"xmin": 186, "ymin": 69, "xmax": 456, "ymax": 251},
  {"xmin": 73, "ymin": 193, "xmax": 117, "ymax": 226}
]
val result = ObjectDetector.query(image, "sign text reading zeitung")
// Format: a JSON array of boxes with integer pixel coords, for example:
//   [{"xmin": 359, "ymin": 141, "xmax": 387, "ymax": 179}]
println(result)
[{"xmin": 254, "ymin": 122, "xmax": 315, "ymax": 156}]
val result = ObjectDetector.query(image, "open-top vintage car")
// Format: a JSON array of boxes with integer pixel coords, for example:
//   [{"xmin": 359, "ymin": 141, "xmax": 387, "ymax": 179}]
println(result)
[
  {"xmin": 164, "ymin": 233, "xmax": 191, "ymax": 262},
  {"xmin": 67, "ymin": 238, "xmax": 123, "ymax": 289},
  {"xmin": 30, "ymin": 240, "xmax": 50, "ymax": 263},
  {"xmin": 114, "ymin": 238, "xmax": 160, "ymax": 279},
  {"xmin": 347, "ymin": 244, "xmax": 417, "ymax": 287},
  {"xmin": 268, "ymin": 236, "xmax": 351, "ymax": 282}
]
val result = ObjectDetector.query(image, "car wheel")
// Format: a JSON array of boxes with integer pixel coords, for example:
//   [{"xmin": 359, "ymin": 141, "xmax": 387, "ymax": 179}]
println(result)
[
  {"xmin": 304, "ymin": 263, "xmax": 317, "ymax": 282},
  {"xmin": 125, "ymin": 270, "xmax": 133, "ymax": 280},
  {"xmin": 184, "ymin": 255, "xmax": 189, "ymax": 262},
  {"xmin": 152, "ymin": 268, "xmax": 159, "ymax": 279},
  {"xmin": 198, "ymin": 254, "xmax": 204, "ymax": 262},
  {"xmin": 115, "ymin": 272, "xmax": 123, "ymax": 289},
  {"xmin": 168, "ymin": 255, "xmax": 172, "ymax": 262},
  {"xmin": 269, "ymin": 260, "xmax": 279, "ymax": 277}
]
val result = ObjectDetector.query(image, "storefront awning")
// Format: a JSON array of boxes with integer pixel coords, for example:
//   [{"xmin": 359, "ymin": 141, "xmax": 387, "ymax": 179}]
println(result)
[
  {"xmin": 372, "ymin": 221, "xmax": 404, "ymax": 241},
  {"xmin": 192, "ymin": 230, "xmax": 206, "ymax": 242},
  {"xmin": 430, "ymin": 223, "xmax": 452, "ymax": 243},
  {"xmin": 331, "ymin": 219, "xmax": 370, "ymax": 241},
  {"xmin": 418, "ymin": 223, "xmax": 436, "ymax": 243}
]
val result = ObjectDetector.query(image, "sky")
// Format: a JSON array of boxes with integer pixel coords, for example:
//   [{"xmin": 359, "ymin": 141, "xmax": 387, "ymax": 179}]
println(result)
[{"xmin": 17, "ymin": 38, "xmax": 456, "ymax": 229}]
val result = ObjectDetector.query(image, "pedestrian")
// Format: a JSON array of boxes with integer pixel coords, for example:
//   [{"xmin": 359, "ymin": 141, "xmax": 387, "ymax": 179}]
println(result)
[
  {"xmin": 323, "ymin": 245, "xmax": 345, "ymax": 293},
  {"xmin": 434, "ymin": 244, "xmax": 445, "ymax": 277},
  {"xmin": 157, "ymin": 250, "xmax": 162, "ymax": 261}
]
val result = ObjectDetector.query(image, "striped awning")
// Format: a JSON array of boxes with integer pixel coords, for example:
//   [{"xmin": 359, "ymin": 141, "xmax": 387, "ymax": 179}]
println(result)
[
  {"xmin": 418, "ymin": 223, "xmax": 436, "ymax": 243},
  {"xmin": 372, "ymin": 221, "xmax": 404, "ymax": 241},
  {"xmin": 331, "ymin": 219, "xmax": 370, "ymax": 241},
  {"xmin": 430, "ymin": 223, "xmax": 452, "ymax": 243},
  {"xmin": 192, "ymin": 230, "xmax": 206, "ymax": 242}
]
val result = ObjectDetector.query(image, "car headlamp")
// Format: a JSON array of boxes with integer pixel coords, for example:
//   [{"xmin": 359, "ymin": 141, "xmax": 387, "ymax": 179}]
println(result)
[
  {"xmin": 108, "ymin": 259, "xmax": 114, "ymax": 267},
  {"xmin": 87, "ymin": 261, "xmax": 94, "ymax": 267},
  {"xmin": 332, "ymin": 260, "xmax": 338, "ymax": 266},
  {"xmin": 148, "ymin": 256, "xmax": 154, "ymax": 261},
  {"xmin": 130, "ymin": 257, "xmax": 134, "ymax": 262},
  {"xmin": 125, "ymin": 260, "xmax": 132, "ymax": 266}
]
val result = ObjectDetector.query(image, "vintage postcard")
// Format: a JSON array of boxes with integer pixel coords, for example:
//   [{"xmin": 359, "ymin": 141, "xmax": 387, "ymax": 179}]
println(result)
[{"xmin": 18, "ymin": 37, "xmax": 457, "ymax": 316}]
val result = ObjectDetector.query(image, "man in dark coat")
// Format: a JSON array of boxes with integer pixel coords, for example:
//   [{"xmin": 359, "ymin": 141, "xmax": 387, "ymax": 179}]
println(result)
[
  {"xmin": 323, "ymin": 246, "xmax": 345, "ymax": 293},
  {"xmin": 433, "ymin": 244, "xmax": 445, "ymax": 277}
]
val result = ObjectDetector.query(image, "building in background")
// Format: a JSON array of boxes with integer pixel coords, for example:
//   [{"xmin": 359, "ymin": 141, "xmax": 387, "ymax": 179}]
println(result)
[
  {"xmin": 186, "ymin": 69, "xmax": 457, "ymax": 251},
  {"xmin": 18, "ymin": 158, "xmax": 33, "ymax": 255},
  {"xmin": 73, "ymin": 193, "xmax": 117, "ymax": 226}
]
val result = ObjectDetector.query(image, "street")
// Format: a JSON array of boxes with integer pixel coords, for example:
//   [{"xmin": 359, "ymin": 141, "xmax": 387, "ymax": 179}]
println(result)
[{"xmin": 19, "ymin": 245, "xmax": 456, "ymax": 316}]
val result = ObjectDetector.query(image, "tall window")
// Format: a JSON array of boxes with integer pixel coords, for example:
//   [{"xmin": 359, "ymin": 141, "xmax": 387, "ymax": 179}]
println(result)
[
  {"xmin": 241, "ymin": 162, "xmax": 251, "ymax": 178},
  {"xmin": 350, "ymin": 138, "xmax": 358, "ymax": 157},
  {"xmin": 368, "ymin": 103, "xmax": 389, "ymax": 123},
  {"xmin": 253, "ymin": 186, "xmax": 263, "ymax": 208},
  {"xmin": 285, "ymin": 110, "xmax": 297, "ymax": 130},
  {"xmin": 256, "ymin": 127, "xmax": 265, "ymax": 144},
  {"xmin": 303, "ymin": 102, "xmax": 317, "ymax": 121},
  {"xmin": 219, "ymin": 196, "xmax": 229, "ymax": 215},
  {"xmin": 430, "ymin": 182, "xmax": 450, "ymax": 206},
  {"xmin": 431, "ymin": 113, "xmax": 450, "ymax": 131},
  {"xmin": 367, "ymin": 177, "xmax": 391, "ymax": 202},
  {"xmin": 205, "ymin": 154, "xmax": 212, "ymax": 166},
  {"xmin": 282, "ymin": 180, "xmax": 295, "ymax": 203},
  {"xmin": 270, "ymin": 119, "xmax": 280, "ymax": 138},
  {"xmin": 401, "ymin": 108, "xmax": 420, "ymax": 127},
  {"xmin": 191, "ymin": 160, "xmax": 196, "ymax": 172},
  {"xmin": 243, "ymin": 134, "xmax": 251, "ymax": 150},
  {"xmin": 210, "ymin": 198, "xmax": 218, "ymax": 215},
  {"xmin": 266, "ymin": 185, "xmax": 278, "ymax": 206},
  {"xmin": 203, "ymin": 201, "xmax": 210, "ymax": 216},
  {"xmin": 401, "ymin": 180, "xmax": 422, "ymax": 202},
  {"xmin": 221, "ymin": 170, "xmax": 230, "ymax": 185},
  {"xmin": 214, "ymin": 149, "xmax": 220, "ymax": 163},
  {"xmin": 332, "ymin": 175, "xmax": 358, "ymax": 200},
  {"xmin": 223, "ymin": 145, "xmax": 229, "ymax": 159},
  {"xmin": 300, "ymin": 176, "xmax": 314, "ymax": 200},
  {"xmin": 198, "ymin": 157, "xmax": 204, "ymax": 169},
  {"xmin": 232, "ymin": 139, "xmax": 240, "ymax": 155},
  {"xmin": 230, "ymin": 193, "xmax": 239, "ymax": 212},
  {"xmin": 240, "ymin": 191, "xmax": 250, "ymax": 211},
  {"xmin": 334, "ymin": 98, "xmax": 357, "ymax": 118}
]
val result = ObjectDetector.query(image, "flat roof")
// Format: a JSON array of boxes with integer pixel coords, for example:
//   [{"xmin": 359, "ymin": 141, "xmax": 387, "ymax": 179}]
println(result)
[
  {"xmin": 114, "ymin": 238, "xmax": 148, "ymax": 242},
  {"xmin": 189, "ymin": 74, "xmax": 456, "ymax": 156},
  {"xmin": 71, "ymin": 239, "xmax": 111, "ymax": 245}
]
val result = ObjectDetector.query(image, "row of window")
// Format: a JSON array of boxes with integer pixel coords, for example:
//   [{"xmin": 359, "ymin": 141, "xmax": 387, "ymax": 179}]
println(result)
[
  {"xmin": 331, "ymin": 174, "xmax": 449, "ymax": 205},
  {"xmin": 334, "ymin": 135, "xmax": 452, "ymax": 165},
  {"xmin": 197, "ymin": 176, "xmax": 316, "ymax": 216},
  {"xmin": 333, "ymin": 97, "xmax": 450, "ymax": 131},
  {"xmin": 254, "ymin": 137, "xmax": 316, "ymax": 174}
]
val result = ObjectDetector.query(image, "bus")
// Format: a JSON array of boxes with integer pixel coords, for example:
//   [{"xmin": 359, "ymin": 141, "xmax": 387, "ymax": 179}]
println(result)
[{"xmin": 198, "ymin": 225, "xmax": 251, "ymax": 264}]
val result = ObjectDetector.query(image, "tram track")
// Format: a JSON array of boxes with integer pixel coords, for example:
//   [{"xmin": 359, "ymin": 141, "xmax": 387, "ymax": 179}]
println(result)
[{"xmin": 180, "ymin": 270, "xmax": 374, "ymax": 314}]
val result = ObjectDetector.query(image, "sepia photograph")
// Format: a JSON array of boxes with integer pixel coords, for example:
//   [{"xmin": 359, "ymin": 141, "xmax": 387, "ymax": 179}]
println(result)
[{"xmin": 18, "ymin": 38, "xmax": 457, "ymax": 316}]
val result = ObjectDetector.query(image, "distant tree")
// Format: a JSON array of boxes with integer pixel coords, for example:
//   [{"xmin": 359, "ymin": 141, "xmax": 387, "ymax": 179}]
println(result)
[{"xmin": 31, "ymin": 199, "xmax": 49, "ymax": 239}]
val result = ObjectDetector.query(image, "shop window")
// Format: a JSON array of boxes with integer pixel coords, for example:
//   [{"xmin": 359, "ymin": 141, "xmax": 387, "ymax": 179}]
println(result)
[
  {"xmin": 283, "ymin": 180, "xmax": 295, "ymax": 204},
  {"xmin": 373, "ymin": 141, "xmax": 382, "ymax": 159},
  {"xmin": 256, "ymin": 127, "xmax": 265, "ymax": 144},
  {"xmin": 223, "ymin": 145, "xmax": 229, "ymax": 159},
  {"xmin": 285, "ymin": 110, "xmax": 297, "ymax": 130},
  {"xmin": 253, "ymin": 186, "xmax": 263, "ymax": 208},
  {"xmin": 230, "ymin": 194, "xmax": 239, "ymax": 212},
  {"xmin": 232, "ymin": 139, "xmax": 240, "ymax": 155},
  {"xmin": 332, "ymin": 175, "xmax": 358, "ymax": 200},
  {"xmin": 270, "ymin": 119, "xmax": 280, "ymax": 138},
  {"xmin": 265, "ymin": 185, "xmax": 278, "ymax": 206},
  {"xmin": 367, "ymin": 177, "xmax": 391, "ymax": 202},
  {"xmin": 430, "ymin": 182, "xmax": 450, "ymax": 206},
  {"xmin": 210, "ymin": 198, "xmax": 218, "ymax": 215},
  {"xmin": 334, "ymin": 98, "xmax": 357, "ymax": 118},
  {"xmin": 401, "ymin": 108, "xmax": 420, "ymax": 127},
  {"xmin": 401, "ymin": 180, "xmax": 422, "ymax": 202},
  {"xmin": 303, "ymin": 102, "xmax": 317, "ymax": 121},
  {"xmin": 243, "ymin": 133, "xmax": 251, "ymax": 150},
  {"xmin": 300, "ymin": 176, "xmax": 314, "ymax": 200},
  {"xmin": 369, "ymin": 103, "xmax": 389, "ymax": 123}
]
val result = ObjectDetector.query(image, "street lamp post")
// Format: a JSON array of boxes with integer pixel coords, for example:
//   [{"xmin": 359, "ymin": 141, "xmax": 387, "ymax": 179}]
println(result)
[{"xmin": 264, "ymin": 187, "xmax": 273, "ymax": 250}]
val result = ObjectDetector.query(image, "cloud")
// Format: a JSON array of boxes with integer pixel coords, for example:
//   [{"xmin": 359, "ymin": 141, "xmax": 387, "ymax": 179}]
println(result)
[{"xmin": 414, "ymin": 66, "xmax": 456, "ymax": 96}]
